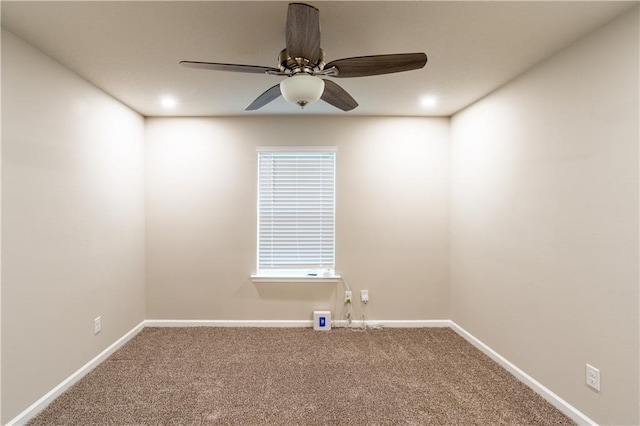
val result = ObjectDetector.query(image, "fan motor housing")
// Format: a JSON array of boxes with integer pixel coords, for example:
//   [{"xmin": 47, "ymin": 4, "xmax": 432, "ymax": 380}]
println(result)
[{"xmin": 279, "ymin": 48, "xmax": 325, "ymax": 74}]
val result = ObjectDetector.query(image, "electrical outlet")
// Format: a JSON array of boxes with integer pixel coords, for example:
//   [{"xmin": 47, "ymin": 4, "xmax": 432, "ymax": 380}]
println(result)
[
  {"xmin": 586, "ymin": 364, "xmax": 600, "ymax": 391},
  {"xmin": 94, "ymin": 316, "xmax": 102, "ymax": 335},
  {"xmin": 344, "ymin": 290, "xmax": 352, "ymax": 304},
  {"xmin": 361, "ymin": 289, "xmax": 369, "ymax": 303}
]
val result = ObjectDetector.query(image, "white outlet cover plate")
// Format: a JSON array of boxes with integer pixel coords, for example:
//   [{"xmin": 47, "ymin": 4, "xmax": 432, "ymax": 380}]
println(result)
[
  {"xmin": 586, "ymin": 364, "xmax": 600, "ymax": 391},
  {"xmin": 94, "ymin": 316, "xmax": 102, "ymax": 335}
]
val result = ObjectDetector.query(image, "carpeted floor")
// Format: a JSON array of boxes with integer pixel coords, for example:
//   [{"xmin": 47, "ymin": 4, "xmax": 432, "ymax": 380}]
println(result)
[{"xmin": 28, "ymin": 327, "xmax": 574, "ymax": 425}]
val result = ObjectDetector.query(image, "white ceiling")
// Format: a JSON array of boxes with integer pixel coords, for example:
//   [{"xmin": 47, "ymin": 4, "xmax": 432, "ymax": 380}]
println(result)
[{"xmin": 1, "ymin": 1, "xmax": 636, "ymax": 117}]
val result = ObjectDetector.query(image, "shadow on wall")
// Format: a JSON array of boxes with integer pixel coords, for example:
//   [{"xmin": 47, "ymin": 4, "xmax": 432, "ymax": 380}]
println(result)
[{"xmin": 252, "ymin": 282, "xmax": 337, "ymax": 302}]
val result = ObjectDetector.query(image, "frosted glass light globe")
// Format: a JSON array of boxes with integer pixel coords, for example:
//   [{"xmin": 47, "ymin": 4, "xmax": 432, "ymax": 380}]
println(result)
[{"xmin": 280, "ymin": 74, "xmax": 325, "ymax": 109}]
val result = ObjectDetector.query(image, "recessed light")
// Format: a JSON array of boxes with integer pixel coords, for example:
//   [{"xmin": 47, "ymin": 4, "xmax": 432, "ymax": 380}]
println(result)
[
  {"xmin": 420, "ymin": 95, "xmax": 438, "ymax": 108},
  {"xmin": 160, "ymin": 95, "xmax": 177, "ymax": 109}
]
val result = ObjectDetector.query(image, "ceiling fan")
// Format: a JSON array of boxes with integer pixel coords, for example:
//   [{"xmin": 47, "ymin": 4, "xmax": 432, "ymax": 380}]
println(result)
[{"xmin": 180, "ymin": 2, "xmax": 428, "ymax": 112}]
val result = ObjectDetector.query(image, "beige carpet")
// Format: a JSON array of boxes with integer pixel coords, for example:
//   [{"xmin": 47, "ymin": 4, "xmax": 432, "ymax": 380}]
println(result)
[{"xmin": 29, "ymin": 327, "xmax": 574, "ymax": 425}]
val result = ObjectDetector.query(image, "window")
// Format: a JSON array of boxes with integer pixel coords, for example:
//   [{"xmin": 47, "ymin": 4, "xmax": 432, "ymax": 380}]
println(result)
[{"xmin": 254, "ymin": 147, "xmax": 336, "ymax": 281}]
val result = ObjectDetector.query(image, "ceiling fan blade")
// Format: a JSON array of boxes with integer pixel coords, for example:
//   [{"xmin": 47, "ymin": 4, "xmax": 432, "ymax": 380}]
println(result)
[
  {"xmin": 246, "ymin": 84, "xmax": 282, "ymax": 110},
  {"xmin": 180, "ymin": 61, "xmax": 279, "ymax": 74},
  {"xmin": 286, "ymin": 3, "xmax": 321, "ymax": 64},
  {"xmin": 321, "ymin": 80, "xmax": 358, "ymax": 112},
  {"xmin": 325, "ymin": 53, "xmax": 427, "ymax": 78}
]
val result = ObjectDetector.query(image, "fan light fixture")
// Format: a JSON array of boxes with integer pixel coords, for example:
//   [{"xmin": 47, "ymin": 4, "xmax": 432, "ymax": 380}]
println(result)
[
  {"xmin": 180, "ymin": 3, "xmax": 428, "ymax": 112},
  {"xmin": 280, "ymin": 74, "xmax": 325, "ymax": 109}
]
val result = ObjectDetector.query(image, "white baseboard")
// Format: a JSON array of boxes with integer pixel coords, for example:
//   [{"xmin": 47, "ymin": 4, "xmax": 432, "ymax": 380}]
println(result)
[
  {"xmin": 144, "ymin": 319, "xmax": 313, "ymax": 327},
  {"xmin": 377, "ymin": 320, "xmax": 450, "ymax": 328},
  {"xmin": 7, "ymin": 319, "xmax": 594, "ymax": 426},
  {"xmin": 449, "ymin": 321, "xmax": 597, "ymax": 425},
  {"xmin": 144, "ymin": 319, "xmax": 451, "ymax": 329},
  {"xmin": 333, "ymin": 319, "xmax": 450, "ymax": 328},
  {"xmin": 6, "ymin": 320, "xmax": 146, "ymax": 426}
]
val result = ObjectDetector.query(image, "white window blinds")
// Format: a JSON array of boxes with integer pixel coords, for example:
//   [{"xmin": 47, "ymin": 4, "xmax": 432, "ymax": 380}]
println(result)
[{"xmin": 257, "ymin": 149, "xmax": 335, "ymax": 273}]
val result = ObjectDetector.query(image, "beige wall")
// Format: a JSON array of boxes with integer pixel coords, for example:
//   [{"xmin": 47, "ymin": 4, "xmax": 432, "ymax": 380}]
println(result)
[
  {"xmin": 1, "ymin": 30, "xmax": 146, "ymax": 422},
  {"xmin": 145, "ymin": 116, "xmax": 450, "ymax": 321},
  {"xmin": 0, "ymin": 27, "xmax": 3, "ymax": 426},
  {"xmin": 450, "ymin": 8, "xmax": 639, "ymax": 425}
]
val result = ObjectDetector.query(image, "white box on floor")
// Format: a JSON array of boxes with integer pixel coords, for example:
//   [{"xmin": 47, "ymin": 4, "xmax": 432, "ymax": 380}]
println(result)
[{"xmin": 313, "ymin": 310, "xmax": 331, "ymax": 330}]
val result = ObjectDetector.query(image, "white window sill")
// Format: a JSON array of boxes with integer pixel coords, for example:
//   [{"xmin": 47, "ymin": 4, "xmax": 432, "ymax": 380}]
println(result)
[{"xmin": 251, "ymin": 274, "xmax": 341, "ymax": 284}]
